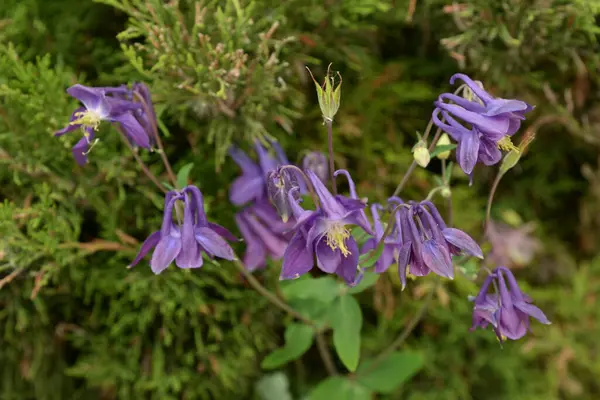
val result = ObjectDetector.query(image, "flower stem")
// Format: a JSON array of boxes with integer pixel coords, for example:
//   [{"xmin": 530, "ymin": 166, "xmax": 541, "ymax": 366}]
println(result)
[
  {"xmin": 360, "ymin": 280, "xmax": 438, "ymax": 375},
  {"xmin": 233, "ymin": 258, "xmax": 314, "ymax": 325},
  {"xmin": 485, "ymin": 171, "xmax": 504, "ymax": 234},
  {"xmin": 315, "ymin": 332, "xmax": 338, "ymax": 376},
  {"xmin": 135, "ymin": 93, "xmax": 177, "ymax": 187},
  {"xmin": 326, "ymin": 120, "xmax": 337, "ymax": 195},
  {"xmin": 115, "ymin": 125, "xmax": 167, "ymax": 193}
]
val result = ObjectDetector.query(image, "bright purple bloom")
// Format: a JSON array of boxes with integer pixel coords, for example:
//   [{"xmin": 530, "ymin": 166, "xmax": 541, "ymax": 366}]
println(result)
[
  {"xmin": 280, "ymin": 169, "xmax": 372, "ymax": 286},
  {"xmin": 267, "ymin": 166, "xmax": 302, "ymax": 223},
  {"xmin": 129, "ymin": 185, "xmax": 235, "ymax": 274},
  {"xmin": 235, "ymin": 199, "xmax": 295, "ymax": 271},
  {"xmin": 360, "ymin": 203, "xmax": 402, "ymax": 273},
  {"xmin": 432, "ymin": 74, "xmax": 533, "ymax": 175},
  {"xmin": 397, "ymin": 200, "xmax": 483, "ymax": 289},
  {"xmin": 470, "ymin": 266, "xmax": 550, "ymax": 341},
  {"xmin": 302, "ymin": 151, "xmax": 328, "ymax": 183},
  {"xmin": 55, "ymin": 84, "xmax": 153, "ymax": 165}
]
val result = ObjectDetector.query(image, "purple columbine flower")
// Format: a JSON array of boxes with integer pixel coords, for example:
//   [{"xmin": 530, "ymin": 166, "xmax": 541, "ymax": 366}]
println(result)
[
  {"xmin": 55, "ymin": 84, "xmax": 153, "ymax": 165},
  {"xmin": 397, "ymin": 200, "xmax": 483, "ymax": 289},
  {"xmin": 302, "ymin": 151, "xmax": 328, "ymax": 183},
  {"xmin": 470, "ymin": 266, "xmax": 550, "ymax": 341},
  {"xmin": 129, "ymin": 185, "xmax": 236, "ymax": 274},
  {"xmin": 235, "ymin": 199, "xmax": 295, "ymax": 271},
  {"xmin": 360, "ymin": 203, "xmax": 402, "ymax": 273},
  {"xmin": 432, "ymin": 74, "xmax": 533, "ymax": 175},
  {"xmin": 229, "ymin": 140, "xmax": 290, "ymax": 206},
  {"xmin": 280, "ymin": 169, "xmax": 372, "ymax": 286}
]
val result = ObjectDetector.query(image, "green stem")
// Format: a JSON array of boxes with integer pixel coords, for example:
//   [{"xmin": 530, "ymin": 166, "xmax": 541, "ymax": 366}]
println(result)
[
  {"xmin": 326, "ymin": 120, "xmax": 337, "ymax": 195},
  {"xmin": 485, "ymin": 171, "xmax": 504, "ymax": 234},
  {"xmin": 315, "ymin": 332, "xmax": 338, "ymax": 376}
]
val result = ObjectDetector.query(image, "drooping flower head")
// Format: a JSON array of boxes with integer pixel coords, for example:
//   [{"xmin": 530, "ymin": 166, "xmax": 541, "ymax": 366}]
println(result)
[
  {"xmin": 432, "ymin": 74, "xmax": 534, "ymax": 176},
  {"xmin": 229, "ymin": 140, "xmax": 301, "ymax": 271},
  {"xmin": 470, "ymin": 266, "xmax": 550, "ymax": 341},
  {"xmin": 129, "ymin": 185, "xmax": 236, "ymax": 274},
  {"xmin": 55, "ymin": 83, "xmax": 155, "ymax": 165},
  {"xmin": 280, "ymin": 169, "xmax": 372, "ymax": 286},
  {"xmin": 267, "ymin": 166, "xmax": 302, "ymax": 223},
  {"xmin": 396, "ymin": 200, "xmax": 483, "ymax": 289}
]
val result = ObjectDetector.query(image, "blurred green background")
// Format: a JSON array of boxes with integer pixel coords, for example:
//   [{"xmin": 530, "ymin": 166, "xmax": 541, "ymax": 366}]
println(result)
[{"xmin": 1, "ymin": 0, "xmax": 599, "ymax": 399}]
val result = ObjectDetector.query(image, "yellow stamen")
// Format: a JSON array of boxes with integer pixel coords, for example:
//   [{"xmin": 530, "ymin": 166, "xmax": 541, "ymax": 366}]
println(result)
[
  {"xmin": 326, "ymin": 223, "xmax": 351, "ymax": 257},
  {"xmin": 497, "ymin": 136, "xmax": 519, "ymax": 152},
  {"xmin": 70, "ymin": 110, "xmax": 102, "ymax": 131}
]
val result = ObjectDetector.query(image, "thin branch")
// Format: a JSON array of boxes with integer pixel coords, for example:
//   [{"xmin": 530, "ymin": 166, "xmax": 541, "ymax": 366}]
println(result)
[
  {"xmin": 0, "ymin": 268, "xmax": 24, "ymax": 290},
  {"xmin": 326, "ymin": 121, "xmax": 337, "ymax": 194},
  {"xmin": 115, "ymin": 126, "xmax": 167, "ymax": 193},
  {"xmin": 315, "ymin": 332, "xmax": 338, "ymax": 376},
  {"xmin": 485, "ymin": 172, "xmax": 503, "ymax": 234}
]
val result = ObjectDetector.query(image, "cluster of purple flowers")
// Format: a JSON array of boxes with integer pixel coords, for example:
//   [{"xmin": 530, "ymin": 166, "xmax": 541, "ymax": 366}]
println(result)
[
  {"xmin": 55, "ymin": 83, "xmax": 156, "ymax": 165},
  {"xmin": 56, "ymin": 73, "xmax": 549, "ymax": 342},
  {"xmin": 432, "ymin": 74, "xmax": 533, "ymax": 178}
]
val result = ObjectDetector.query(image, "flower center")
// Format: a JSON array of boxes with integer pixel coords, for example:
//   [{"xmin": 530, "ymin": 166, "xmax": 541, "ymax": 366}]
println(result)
[
  {"xmin": 497, "ymin": 136, "xmax": 518, "ymax": 152},
  {"xmin": 70, "ymin": 109, "xmax": 103, "ymax": 131},
  {"xmin": 326, "ymin": 222, "xmax": 351, "ymax": 257}
]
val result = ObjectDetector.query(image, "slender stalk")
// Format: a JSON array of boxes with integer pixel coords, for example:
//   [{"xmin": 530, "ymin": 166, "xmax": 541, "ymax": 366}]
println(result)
[
  {"xmin": 326, "ymin": 120, "xmax": 337, "ymax": 195},
  {"xmin": 233, "ymin": 258, "xmax": 314, "ymax": 326},
  {"xmin": 485, "ymin": 172, "xmax": 504, "ymax": 233},
  {"xmin": 361, "ymin": 280, "xmax": 438, "ymax": 374},
  {"xmin": 115, "ymin": 126, "xmax": 167, "ymax": 193},
  {"xmin": 135, "ymin": 92, "xmax": 177, "ymax": 187},
  {"xmin": 392, "ymin": 125, "xmax": 442, "ymax": 198},
  {"xmin": 315, "ymin": 332, "xmax": 338, "ymax": 376}
]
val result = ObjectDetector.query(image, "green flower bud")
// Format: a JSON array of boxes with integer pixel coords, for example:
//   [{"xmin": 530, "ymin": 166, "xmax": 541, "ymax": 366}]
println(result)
[
  {"xmin": 441, "ymin": 186, "xmax": 452, "ymax": 198},
  {"xmin": 307, "ymin": 64, "xmax": 342, "ymax": 123},
  {"xmin": 499, "ymin": 149, "xmax": 521, "ymax": 175},
  {"xmin": 413, "ymin": 141, "xmax": 430, "ymax": 168},
  {"xmin": 436, "ymin": 133, "xmax": 452, "ymax": 160}
]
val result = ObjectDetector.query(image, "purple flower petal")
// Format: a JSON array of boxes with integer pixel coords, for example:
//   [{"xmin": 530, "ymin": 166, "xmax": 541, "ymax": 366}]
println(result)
[
  {"xmin": 307, "ymin": 169, "xmax": 345, "ymax": 219},
  {"xmin": 195, "ymin": 226, "xmax": 235, "ymax": 260},
  {"xmin": 457, "ymin": 130, "xmax": 480, "ymax": 175},
  {"xmin": 514, "ymin": 302, "xmax": 551, "ymax": 325},
  {"xmin": 244, "ymin": 213, "xmax": 288, "ymax": 258},
  {"xmin": 55, "ymin": 107, "xmax": 86, "ymax": 136},
  {"xmin": 230, "ymin": 174, "xmax": 265, "ymax": 206},
  {"xmin": 129, "ymin": 231, "xmax": 161, "ymax": 268},
  {"xmin": 235, "ymin": 213, "xmax": 267, "ymax": 271},
  {"xmin": 421, "ymin": 240, "xmax": 453, "ymax": 279},
  {"xmin": 335, "ymin": 237, "xmax": 360, "ymax": 285},
  {"xmin": 396, "ymin": 242, "xmax": 411, "ymax": 290},
  {"xmin": 207, "ymin": 222, "xmax": 238, "ymax": 242},
  {"xmin": 280, "ymin": 232, "xmax": 314, "ymax": 280},
  {"xmin": 150, "ymin": 234, "xmax": 182, "ymax": 274},
  {"xmin": 115, "ymin": 113, "xmax": 151, "ymax": 148},
  {"xmin": 71, "ymin": 133, "xmax": 93, "ymax": 166},
  {"xmin": 442, "ymin": 228, "xmax": 483, "ymax": 258},
  {"xmin": 449, "ymin": 74, "xmax": 493, "ymax": 103},
  {"xmin": 315, "ymin": 238, "xmax": 342, "ymax": 273},
  {"xmin": 478, "ymin": 138, "xmax": 502, "ymax": 166},
  {"xmin": 67, "ymin": 84, "xmax": 108, "ymax": 114},
  {"xmin": 175, "ymin": 197, "xmax": 202, "ymax": 268}
]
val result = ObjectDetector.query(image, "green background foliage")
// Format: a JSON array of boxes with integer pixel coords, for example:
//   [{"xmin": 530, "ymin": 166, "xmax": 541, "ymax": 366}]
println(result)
[{"xmin": 1, "ymin": 0, "xmax": 599, "ymax": 398}]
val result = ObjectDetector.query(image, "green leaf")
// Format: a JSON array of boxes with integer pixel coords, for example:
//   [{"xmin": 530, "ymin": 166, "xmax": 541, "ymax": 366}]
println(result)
[
  {"xmin": 176, "ymin": 163, "xmax": 194, "ymax": 189},
  {"xmin": 356, "ymin": 351, "xmax": 424, "ymax": 394},
  {"xmin": 358, "ymin": 240, "xmax": 384, "ymax": 268},
  {"xmin": 348, "ymin": 272, "xmax": 379, "ymax": 294},
  {"xmin": 261, "ymin": 323, "xmax": 314, "ymax": 369},
  {"xmin": 351, "ymin": 226, "xmax": 371, "ymax": 245},
  {"xmin": 310, "ymin": 377, "xmax": 372, "ymax": 400},
  {"xmin": 255, "ymin": 372, "xmax": 293, "ymax": 400},
  {"xmin": 329, "ymin": 295, "xmax": 362, "ymax": 371},
  {"xmin": 281, "ymin": 275, "xmax": 340, "ymax": 304},
  {"xmin": 429, "ymin": 144, "xmax": 457, "ymax": 158}
]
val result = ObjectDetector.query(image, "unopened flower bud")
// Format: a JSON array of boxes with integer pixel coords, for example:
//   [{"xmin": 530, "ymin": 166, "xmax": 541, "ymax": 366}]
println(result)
[
  {"xmin": 441, "ymin": 186, "xmax": 452, "ymax": 198},
  {"xmin": 306, "ymin": 64, "xmax": 342, "ymax": 123},
  {"xmin": 267, "ymin": 167, "xmax": 300, "ymax": 223},
  {"xmin": 499, "ymin": 149, "xmax": 521, "ymax": 175},
  {"xmin": 435, "ymin": 133, "xmax": 452, "ymax": 160},
  {"xmin": 412, "ymin": 141, "xmax": 430, "ymax": 168},
  {"xmin": 302, "ymin": 151, "xmax": 328, "ymax": 183}
]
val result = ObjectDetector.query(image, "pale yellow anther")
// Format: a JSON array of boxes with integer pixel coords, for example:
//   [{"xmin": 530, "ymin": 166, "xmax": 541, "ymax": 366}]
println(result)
[
  {"xmin": 497, "ymin": 136, "xmax": 519, "ymax": 152},
  {"xmin": 326, "ymin": 223, "xmax": 351, "ymax": 257},
  {"xmin": 70, "ymin": 110, "xmax": 103, "ymax": 131}
]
